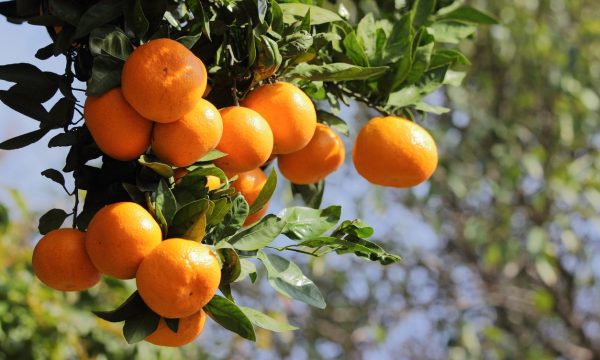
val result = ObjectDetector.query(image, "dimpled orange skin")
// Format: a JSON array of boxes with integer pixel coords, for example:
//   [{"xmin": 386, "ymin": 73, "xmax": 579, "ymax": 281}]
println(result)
[
  {"xmin": 121, "ymin": 38, "xmax": 207, "ymax": 123},
  {"xmin": 83, "ymin": 88, "xmax": 152, "ymax": 161},
  {"xmin": 152, "ymin": 99, "xmax": 223, "ymax": 167},
  {"xmin": 136, "ymin": 239, "xmax": 221, "ymax": 319},
  {"xmin": 214, "ymin": 106, "xmax": 274, "ymax": 173},
  {"xmin": 278, "ymin": 124, "xmax": 345, "ymax": 185},
  {"xmin": 353, "ymin": 117, "xmax": 438, "ymax": 188},
  {"xmin": 242, "ymin": 82, "xmax": 317, "ymax": 154},
  {"xmin": 32, "ymin": 228, "xmax": 100, "ymax": 291},
  {"xmin": 85, "ymin": 202, "xmax": 162, "ymax": 279},
  {"xmin": 146, "ymin": 310, "xmax": 207, "ymax": 347},
  {"xmin": 229, "ymin": 168, "xmax": 270, "ymax": 226}
]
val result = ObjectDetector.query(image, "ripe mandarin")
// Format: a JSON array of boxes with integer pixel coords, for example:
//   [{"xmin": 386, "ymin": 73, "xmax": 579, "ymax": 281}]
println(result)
[
  {"xmin": 278, "ymin": 124, "xmax": 345, "ymax": 184},
  {"xmin": 229, "ymin": 168, "xmax": 270, "ymax": 226},
  {"xmin": 136, "ymin": 239, "xmax": 221, "ymax": 319},
  {"xmin": 85, "ymin": 202, "xmax": 162, "ymax": 279},
  {"xmin": 214, "ymin": 106, "xmax": 273, "ymax": 173},
  {"xmin": 152, "ymin": 99, "xmax": 223, "ymax": 167},
  {"xmin": 353, "ymin": 117, "xmax": 438, "ymax": 188},
  {"xmin": 146, "ymin": 310, "xmax": 207, "ymax": 347},
  {"xmin": 32, "ymin": 228, "xmax": 100, "ymax": 291},
  {"xmin": 83, "ymin": 88, "xmax": 152, "ymax": 161},
  {"xmin": 121, "ymin": 38, "xmax": 207, "ymax": 123},
  {"xmin": 242, "ymin": 82, "xmax": 317, "ymax": 154}
]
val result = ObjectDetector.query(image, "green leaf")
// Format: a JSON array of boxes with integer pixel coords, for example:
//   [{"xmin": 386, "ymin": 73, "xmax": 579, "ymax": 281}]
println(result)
[
  {"xmin": 316, "ymin": 111, "xmax": 349, "ymax": 136},
  {"xmin": 286, "ymin": 63, "xmax": 388, "ymax": 82},
  {"xmin": 123, "ymin": 309, "xmax": 160, "ymax": 344},
  {"xmin": 164, "ymin": 318, "xmax": 179, "ymax": 333},
  {"xmin": 170, "ymin": 199, "xmax": 210, "ymax": 237},
  {"xmin": 155, "ymin": 179, "xmax": 177, "ymax": 224},
  {"xmin": 41, "ymin": 169, "xmax": 66, "ymax": 187},
  {"xmin": 279, "ymin": 3, "xmax": 343, "ymax": 25},
  {"xmin": 235, "ymin": 259, "xmax": 257, "ymax": 283},
  {"xmin": 429, "ymin": 48, "xmax": 471, "ymax": 69},
  {"xmin": 49, "ymin": 0, "xmax": 84, "ymax": 26},
  {"xmin": 199, "ymin": 149, "xmax": 228, "ymax": 162},
  {"xmin": 291, "ymin": 182, "xmax": 324, "ymax": 209},
  {"xmin": 0, "ymin": 88, "xmax": 50, "ymax": 122},
  {"xmin": 0, "ymin": 128, "xmax": 50, "ymax": 150},
  {"xmin": 38, "ymin": 208, "xmax": 69, "ymax": 235},
  {"xmin": 210, "ymin": 195, "xmax": 249, "ymax": 240},
  {"xmin": 124, "ymin": 0, "xmax": 149, "ymax": 40},
  {"xmin": 257, "ymin": 251, "xmax": 326, "ymax": 309},
  {"xmin": 229, "ymin": 215, "xmax": 285, "ymax": 251},
  {"xmin": 249, "ymin": 169, "xmax": 276, "ymax": 215},
  {"xmin": 280, "ymin": 206, "xmax": 341, "ymax": 241},
  {"xmin": 217, "ymin": 246, "xmax": 242, "ymax": 285},
  {"xmin": 204, "ymin": 295, "xmax": 256, "ymax": 341},
  {"xmin": 46, "ymin": 98, "xmax": 75, "ymax": 129},
  {"xmin": 429, "ymin": 21, "xmax": 477, "ymax": 44},
  {"xmin": 93, "ymin": 291, "xmax": 147, "ymax": 322},
  {"xmin": 74, "ymin": 0, "xmax": 125, "ymax": 39},
  {"xmin": 207, "ymin": 198, "xmax": 232, "ymax": 226},
  {"xmin": 138, "ymin": 156, "xmax": 173, "ymax": 177},
  {"xmin": 334, "ymin": 219, "xmax": 374, "ymax": 239},
  {"xmin": 87, "ymin": 55, "xmax": 122, "ymax": 96},
  {"xmin": 89, "ymin": 26, "xmax": 133, "ymax": 61},
  {"xmin": 343, "ymin": 31, "xmax": 369, "ymax": 67},
  {"xmin": 239, "ymin": 306, "xmax": 298, "ymax": 332},
  {"xmin": 356, "ymin": 13, "xmax": 377, "ymax": 63},
  {"xmin": 177, "ymin": 34, "xmax": 202, "ymax": 49},
  {"xmin": 412, "ymin": 0, "xmax": 436, "ymax": 28},
  {"xmin": 436, "ymin": 6, "xmax": 498, "ymax": 24},
  {"xmin": 415, "ymin": 101, "xmax": 450, "ymax": 114}
]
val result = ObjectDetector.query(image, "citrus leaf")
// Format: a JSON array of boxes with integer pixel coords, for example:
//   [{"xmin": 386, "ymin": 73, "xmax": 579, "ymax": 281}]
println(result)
[
  {"xmin": 235, "ymin": 259, "xmax": 257, "ymax": 283},
  {"xmin": 93, "ymin": 291, "xmax": 147, "ymax": 322},
  {"xmin": 170, "ymin": 199, "xmax": 210, "ymax": 237},
  {"xmin": 123, "ymin": 309, "xmax": 160, "ymax": 344},
  {"xmin": 41, "ymin": 169, "xmax": 65, "ymax": 187},
  {"xmin": 279, "ymin": 3, "xmax": 343, "ymax": 25},
  {"xmin": 155, "ymin": 179, "xmax": 177, "ymax": 224},
  {"xmin": 291, "ymin": 182, "xmax": 324, "ymax": 209},
  {"xmin": 73, "ymin": 0, "xmax": 124, "ymax": 39},
  {"xmin": 164, "ymin": 318, "xmax": 179, "ymax": 333},
  {"xmin": 124, "ymin": 0, "xmax": 149, "ymax": 40},
  {"xmin": 217, "ymin": 246, "xmax": 241, "ymax": 285},
  {"xmin": 89, "ymin": 26, "xmax": 133, "ymax": 61},
  {"xmin": 38, "ymin": 208, "xmax": 69, "ymax": 235},
  {"xmin": 0, "ymin": 128, "xmax": 50, "ymax": 150},
  {"xmin": 204, "ymin": 295, "xmax": 256, "ymax": 341},
  {"xmin": 229, "ymin": 215, "xmax": 286, "ymax": 251},
  {"xmin": 286, "ymin": 63, "xmax": 388, "ymax": 82},
  {"xmin": 198, "ymin": 149, "xmax": 227, "ymax": 162},
  {"xmin": 0, "ymin": 88, "xmax": 50, "ymax": 122},
  {"xmin": 248, "ymin": 169, "xmax": 276, "ymax": 215},
  {"xmin": 280, "ymin": 206, "xmax": 341, "ymax": 241},
  {"xmin": 316, "ymin": 110, "xmax": 349, "ymax": 136},
  {"xmin": 436, "ymin": 6, "xmax": 498, "ymax": 24},
  {"xmin": 257, "ymin": 251, "xmax": 326, "ymax": 309},
  {"xmin": 239, "ymin": 306, "xmax": 298, "ymax": 332},
  {"xmin": 138, "ymin": 156, "xmax": 173, "ymax": 177}
]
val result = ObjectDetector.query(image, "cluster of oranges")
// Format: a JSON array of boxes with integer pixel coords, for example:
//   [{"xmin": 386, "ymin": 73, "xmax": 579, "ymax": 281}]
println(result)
[
  {"xmin": 33, "ymin": 202, "xmax": 220, "ymax": 347},
  {"xmin": 32, "ymin": 37, "xmax": 439, "ymax": 347}
]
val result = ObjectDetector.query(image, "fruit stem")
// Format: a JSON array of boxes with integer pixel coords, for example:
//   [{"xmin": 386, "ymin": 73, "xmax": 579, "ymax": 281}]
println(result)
[
  {"xmin": 231, "ymin": 79, "xmax": 239, "ymax": 106},
  {"xmin": 333, "ymin": 84, "xmax": 389, "ymax": 116},
  {"xmin": 72, "ymin": 186, "xmax": 79, "ymax": 228}
]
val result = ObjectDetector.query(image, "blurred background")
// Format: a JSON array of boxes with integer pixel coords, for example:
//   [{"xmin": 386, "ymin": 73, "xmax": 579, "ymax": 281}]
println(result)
[{"xmin": 2, "ymin": 0, "xmax": 600, "ymax": 359}]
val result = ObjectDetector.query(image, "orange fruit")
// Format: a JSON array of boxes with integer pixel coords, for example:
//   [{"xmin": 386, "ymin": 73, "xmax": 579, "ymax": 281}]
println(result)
[
  {"xmin": 152, "ymin": 99, "xmax": 223, "ymax": 167},
  {"xmin": 353, "ymin": 117, "xmax": 438, "ymax": 188},
  {"xmin": 214, "ymin": 106, "xmax": 273, "ymax": 173},
  {"xmin": 83, "ymin": 88, "xmax": 152, "ymax": 161},
  {"xmin": 136, "ymin": 239, "xmax": 221, "ymax": 319},
  {"xmin": 242, "ymin": 82, "xmax": 317, "ymax": 154},
  {"xmin": 173, "ymin": 169, "xmax": 221, "ymax": 190},
  {"xmin": 229, "ymin": 168, "xmax": 270, "ymax": 226},
  {"xmin": 32, "ymin": 228, "xmax": 100, "ymax": 291},
  {"xmin": 85, "ymin": 202, "xmax": 162, "ymax": 279},
  {"xmin": 278, "ymin": 124, "xmax": 345, "ymax": 184},
  {"xmin": 146, "ymin": 310, "xmax": 207, "ymax": 347},
  {"xmin": 121, "ymin": 38, "xmax": 207, "ymax": 123}
]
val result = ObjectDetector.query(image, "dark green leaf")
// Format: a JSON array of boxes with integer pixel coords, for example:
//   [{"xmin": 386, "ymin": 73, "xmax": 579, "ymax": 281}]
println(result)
[
  {"xmin": 0, "ymin": 88, "xmax": 50, "ymax": 122},
  {"xmin": 257, "ymin": 251, "xmax": 326, "ymax": 309},
  {"xmin": 280, "ymin": 206, "xmax": 341, "ymax": 241},
  {"xmin": 73, "ymin": 0, "xmax": 124, "ymax": 39},
  {"xmin": 93, "ymin": 291, "xmax": 147, "ymax": 322},
  {"xmin": 50, "ymin": 0, "xmax": 84, "ymax": 26},
  {"xmin": 41, "ymin": 169, "xmax": 65, "ymax": 187},
  {"xmin": 316, "ymin": 110, "xmax": 349, "ymax": 136},
  {"xmin": 291, "ymin": 182, "xmax": 324, "ymax": 209},
  {"xmin": 124, "ymin": 0, "xmax": 149, "ymax": 40},
  {"xmin": 343, "ymin": 31, "xmax": 369, "ymax": 67},
  {"xmin": 89, "ymin": 26, "xmax": 133, "ymax": 61},
  {"xmin": 164, "ymin": 318, "xmax": 179, "ymax": 333},
  {"xmin": 170, "ymin": 199, "xmax": 210, "ymax": 237},
  {"xmin": 0, "ymin": 128, "xmax": 50, "ymax": 150},
  {"xmin": 199, "ymin": 149, "xmax": 228, "ymax": 162},
  {"xmin": 229, "ymin": 215, "xmax": 285, "ymax": 251},
  {"xmin": 437, "ymin": 6, "xmax": 498, "ymax": 24},
  {"xmin": 87, "ymin": 55, "xmax": 122, "ymax": 96},
  {"xmin": 430, "ymin": 48, "xmax": 471, "ymax": 69},
  {"xmin": 204, "ymin": 295, "xmax": 256, "ymax": 341},
  {"xmin": 429, "ymin": 21, "xmax": 477, "ymax": 44},
  {"xmin": 123, "ymin": 310, "xmax": 160, "ymax": 344},
  {"xmin": 155, "ymin": 179, "xmax": 177, "ymax": 224},
  {"xmin": 38, "ymin": 208, "xmax": 69, "ymax": 235},
  {"xmin": 239, "ymin": 306, "xmax": 298, "ymax": 332},
  {"xmin": 249, "ymin": 169, "xmax": 276, "ymax": 215},
  {"xmin": 286, "ymin": 63, "xmax": 388, "ymax": 82},
  {"xmin": 177, "ymin": 34, "xmax": 202, "ymax": 49},
  {"xmin": 412, "ymin": 0, "xmax": 436, "ymax": 28},
  {"xmin": 35, "ymin": 43, "xmax": 55, "ymax": 60},
  {"xmin": 217, "ymin": 246, "xmax": 242, "ymax": 285},
  {"xmin": 46, "ymin": 98, "xmax": 75, "ymax": 129}
]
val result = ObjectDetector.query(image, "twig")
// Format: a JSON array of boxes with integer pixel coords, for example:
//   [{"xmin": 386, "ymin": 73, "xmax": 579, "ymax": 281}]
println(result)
[{"xmin": 72, "ymin": 186, "xmax": 79, "ymax": 228}]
